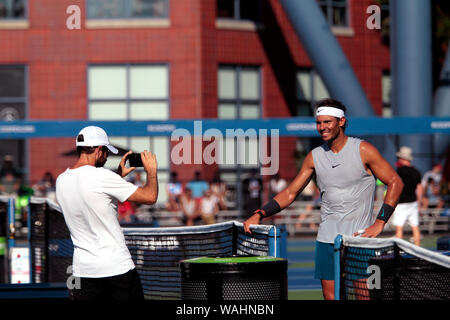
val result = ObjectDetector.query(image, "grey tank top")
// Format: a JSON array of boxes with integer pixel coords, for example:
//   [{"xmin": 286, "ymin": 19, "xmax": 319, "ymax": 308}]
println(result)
[{"xmin": 312, "ymin": 137, "xmax": 376, "ymax": 243}]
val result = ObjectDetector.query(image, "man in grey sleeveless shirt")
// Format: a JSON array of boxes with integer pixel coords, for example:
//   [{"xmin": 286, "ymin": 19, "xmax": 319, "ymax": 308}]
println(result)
[{"xmin": 244, "ymin": 98, "xmax": 404, "ymax": 300}]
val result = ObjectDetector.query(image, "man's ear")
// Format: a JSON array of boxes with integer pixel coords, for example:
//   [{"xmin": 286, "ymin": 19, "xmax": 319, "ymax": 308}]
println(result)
[
  {"xmin": 339, "ymin": 117, "xmax": 347, "ymax": 129},
  {"xmin": 94, "ymin": 146, "xmax": 103, "ymax": 156}
]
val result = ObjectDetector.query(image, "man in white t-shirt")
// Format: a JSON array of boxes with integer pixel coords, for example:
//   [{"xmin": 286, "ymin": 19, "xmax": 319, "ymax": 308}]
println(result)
[{"xmin": 56, "ymin": 126, "xmax": 158, "ymax": 300}]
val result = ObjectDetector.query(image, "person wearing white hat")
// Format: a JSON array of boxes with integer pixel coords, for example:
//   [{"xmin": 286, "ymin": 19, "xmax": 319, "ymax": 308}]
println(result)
[
  {"xmin": 244, "ymin": 98, "xmax": 404, "ymax": 300},
  {"xmin": 56, "ymin": 126, "xmax": 158, "ymax": 300},
  {"xmin": 392, "ymin": 146, "xmax": 423, "ymax": 246}
]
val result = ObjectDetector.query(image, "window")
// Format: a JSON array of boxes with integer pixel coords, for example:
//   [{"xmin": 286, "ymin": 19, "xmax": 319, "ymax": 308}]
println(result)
[
  {"xmin": 0, "ymin": 65, "xmax": 27, "ymax": 177},
  {"xmin": 318, "ymin": 0, "xmax": 348, "ymax": 27},
  {"xmin": 86, "ymin": 0, "xmax": 168, "ymax": 19},
  {"xmin": 88, "ymin": 64, "xmax": 170, "ymax": 203},
  {"xmin": 0, "ymin": 0, "xmax": 26, "ymax": 19},
  {"xmin": 217, "ymin": 65, "xmax": 262, "ymax": 209},
  {"xmin": 217, "ymin": 0, "xmax": 261, "ymax": 22},
  {"xmin": 218, "ymin": 66, "xmax": 261, "ymax": 120},
  {"xmin": 296, "ymin": 69, "xmax": 330, "ymax": 116},
  {"xmin": 218, "ymin": 65, "xmax": 260, "ymax": 168},
  {"xmin": 380, "ymin": 0, "xmax": 390, "ymax": 45},
  {"xmin": 382, "ymin": 71, "xmax": 392, "ymax": 117}
]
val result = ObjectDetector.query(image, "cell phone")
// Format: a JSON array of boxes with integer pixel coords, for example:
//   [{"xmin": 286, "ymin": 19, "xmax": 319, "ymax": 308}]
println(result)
[{"xmin": 127, "ymin": 153, "xmax": 143, "ymax": 167}]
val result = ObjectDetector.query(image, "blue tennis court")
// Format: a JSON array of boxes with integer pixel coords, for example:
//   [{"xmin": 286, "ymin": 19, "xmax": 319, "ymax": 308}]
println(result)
[{"xmin": 287, "ymin": 239, "xmax": 321, "ymax": 292}]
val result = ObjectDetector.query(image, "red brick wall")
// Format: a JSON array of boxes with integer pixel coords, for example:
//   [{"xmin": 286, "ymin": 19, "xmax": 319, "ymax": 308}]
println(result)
[{"xmin": 0, "ymin": 0, "xmax": 390, "ymax": 185}]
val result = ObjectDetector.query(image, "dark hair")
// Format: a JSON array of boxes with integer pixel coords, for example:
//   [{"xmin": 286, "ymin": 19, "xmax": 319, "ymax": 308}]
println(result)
[
  {"xmin": 76, "ymin": 145, "xmax": 109, "ymax": 157},
  {"xmin": 315, "ymin": 98, "xmax": 348, "ymax": 131},
  {"xmin": 76, "ymin": 146, "xmax": 104, "ymax": 157}
]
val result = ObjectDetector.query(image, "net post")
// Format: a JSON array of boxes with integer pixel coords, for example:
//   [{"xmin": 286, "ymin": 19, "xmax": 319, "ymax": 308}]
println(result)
[
  {"xmin": 334, "ymin": 234, "xmax": 343, "ymax": 300},
  {"xmin": 393, "ymin": 245, "xmax": 401, "ymax": 300},
  {"xmin": 232, "ymin": 223, "xmax": 238, "ymax": 256},
  {"xmin": 43, "ymin": 202, "xmax": 49, "ymax": 283},
  {"xmin": 268, "ymin": 226, "xmax": 281, "ymax": 257},
  {"xmin": 27, "ymin": 200, "xmax": 32, "ymax": 283},
  {"xmin": 7, "ymin": 198, "xmax": 15, "ymax": 250},
  {"xmin": 7, "ymin": 198, "xmax": 16, "ymax": 284},
  {"xmin": 279, "ymin": 225, "xmax": 288, "ymax": 259}
]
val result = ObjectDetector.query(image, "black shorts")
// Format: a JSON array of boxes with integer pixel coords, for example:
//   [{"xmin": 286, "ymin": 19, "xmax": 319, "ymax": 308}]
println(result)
[{"xmin": 70, "ymin": 268, "xmax": 144, "ymax": 300}]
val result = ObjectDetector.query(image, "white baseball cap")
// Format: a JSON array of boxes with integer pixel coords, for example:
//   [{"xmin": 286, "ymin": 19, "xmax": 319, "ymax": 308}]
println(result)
[{"xmin": 75, "ymin": 126, "xmax": 118, "ymax": 154}]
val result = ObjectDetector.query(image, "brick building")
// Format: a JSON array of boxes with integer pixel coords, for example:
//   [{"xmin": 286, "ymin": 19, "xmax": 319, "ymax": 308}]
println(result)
[{"xmin": 0, "ymin": 0, "xmax": 391, "ymax": 205}]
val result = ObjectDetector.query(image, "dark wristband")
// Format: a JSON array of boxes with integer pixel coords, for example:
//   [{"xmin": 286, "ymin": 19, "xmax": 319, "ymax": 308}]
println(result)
[
  {"xmin": 255, "ymin": 199, "xmax": 282, "ymax": 219},
  {"xmin": 376, "ymin": 203, "xmax": 395, "ymax": 223},
  {"xmin": 255, "ymin": 209, "xmax": 266, "ymax": 219}
]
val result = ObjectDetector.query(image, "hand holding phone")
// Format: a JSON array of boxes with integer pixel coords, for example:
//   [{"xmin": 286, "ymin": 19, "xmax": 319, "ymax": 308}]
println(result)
[{"xmin": 127, "ymin": 153, "xmax": 144, "ymax": 167}]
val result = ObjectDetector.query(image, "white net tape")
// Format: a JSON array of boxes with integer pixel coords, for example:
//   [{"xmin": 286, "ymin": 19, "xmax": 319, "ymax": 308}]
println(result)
[{"xmin": 341, "ymin": 235, "xmax": 450, "ymax": 269}]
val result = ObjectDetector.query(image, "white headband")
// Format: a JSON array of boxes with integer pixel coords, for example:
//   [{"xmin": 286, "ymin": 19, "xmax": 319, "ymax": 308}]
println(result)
[{"xmin": 316, "ymin": 106, "xmax": 345, "ymax": 118}]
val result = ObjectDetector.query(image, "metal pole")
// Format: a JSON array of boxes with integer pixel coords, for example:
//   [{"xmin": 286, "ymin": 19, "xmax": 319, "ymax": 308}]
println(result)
[
  {"xmin": 433, "ymin": 41, "xmax": 450, "ymax": 160},
  {"xmin": 279, "ymin": 0, "xmax": 397, "ymax": 164},
  {"xmin": 391, "ymin": 0, "xmax": 433, "ymax": 174}
]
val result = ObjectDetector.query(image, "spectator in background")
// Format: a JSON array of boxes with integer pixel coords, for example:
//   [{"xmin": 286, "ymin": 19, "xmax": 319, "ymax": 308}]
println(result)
[
  {"xmin": 32, "ymin": 171, "xmax": 56, "ymax": 202},
  {"xmin": 441, "ymin": 152, "xmax": 450, "ymax": 205},
  {"xmin": 186, "ymin": 171, "xmax": 209, "ymax": 203},
  {"xmin": 392, "ymin": 146, "xmax": 423, "ymax": 246},
  {"xmin": 166, "ymin": 172, "xmax": 183, "ymax": 212},
  {"xmin": 0, "ymin": 155, "xmax": 21, "ymax": 195},
  {"xmin": 421, "ymin": 163, "xmax": 444, "ymax": 210},
  {"xmin": 123, "ymin": 171, "xmax": 145, "ymax": 220},
  {"xmin": 242, "ymin": 168, "xmax": 263, "ymax": 219},
  {"xmin": 269, "ymin": 173, "xmax": 287, "ymax": 198},
  {"xmin": 199, "ymin": 189, "xmax": 219, "ymax": 225},
  {"xmin": 128, "ymin": 171, "xmax": 144, "ymax": 187},
  {"xmin": 180, "ymin": 188, "xmax": 200, "ymax": 226},
  {"xmin": 118, "ymin": 201, "xmax": 137, "ymax": 224},
  {"xmin": 296, "ymin": 179, "xmax": 320, "ymax": 231},
  {"xmin": 210, "ymin": 172, "xmax": 227, "ymax": 210}
]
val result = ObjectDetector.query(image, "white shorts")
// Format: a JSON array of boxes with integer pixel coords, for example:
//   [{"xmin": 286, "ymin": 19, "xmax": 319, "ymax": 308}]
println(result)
[{"xmin": 392, "ymin": 201, "xmax": 419, "ymax": 227}]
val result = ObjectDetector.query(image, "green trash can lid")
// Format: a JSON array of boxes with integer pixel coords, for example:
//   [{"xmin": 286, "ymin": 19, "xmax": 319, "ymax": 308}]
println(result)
[
  {"xmin": 183, "ymin": 256, "xmax": 284, "ymax": 264},
  {"xmin": 180, "ymin": 255, "xmax": 287, "ymax": 276}
]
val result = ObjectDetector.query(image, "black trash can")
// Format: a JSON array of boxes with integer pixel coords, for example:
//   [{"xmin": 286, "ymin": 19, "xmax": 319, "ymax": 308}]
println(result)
[{"xmin": 180, "ymin": 256, "xmax": 287, "ymax": 300}]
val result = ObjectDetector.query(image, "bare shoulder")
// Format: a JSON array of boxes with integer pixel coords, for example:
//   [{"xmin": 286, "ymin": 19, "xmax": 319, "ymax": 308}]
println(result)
[
  {"xmin": 359, "ymin": 140, "xmax": 384, "ymax": 165},
  {"xmin": 360, "ymin": 140, "xmax": 382, "ymax": 156},
  {"xmin": 303, "ymin": 150, "xmax": 315, "ymax": 169}
]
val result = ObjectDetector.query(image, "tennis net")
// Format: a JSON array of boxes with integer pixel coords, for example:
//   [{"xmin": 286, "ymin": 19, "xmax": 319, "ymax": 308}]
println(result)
[
  {"xmin": 29, "ymin": 197, "xmax": 73, "ymax": 283},
  {"xmin": 27, "ymin": 198, "xmax": 285, "ymax": 299},
  {"xmin": 334, "ymin": 235, "xmax": 450, "ymax": 300},
  {"xmin": 0, "ymin": 197, "xmax": 8, "ymax": 284},
  {"xmin": 123, "ymin": 221, "xmax": 285, "ymax": 299}
]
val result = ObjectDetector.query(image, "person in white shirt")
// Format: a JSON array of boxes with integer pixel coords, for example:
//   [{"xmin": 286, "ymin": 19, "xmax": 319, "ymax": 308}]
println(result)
[
  {"xmin": 56, "ymin": 126, "xmax": 158, "ymax": 300},
  {"xmin": 199, "ymin": 189, "xmax": 219, "ymax": 225}
]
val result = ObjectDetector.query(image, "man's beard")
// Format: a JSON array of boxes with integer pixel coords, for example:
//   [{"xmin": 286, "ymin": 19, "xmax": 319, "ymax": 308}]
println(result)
[{"xmin": 95, "ymin": 158, "xmax": 107, "ymax": 167}]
